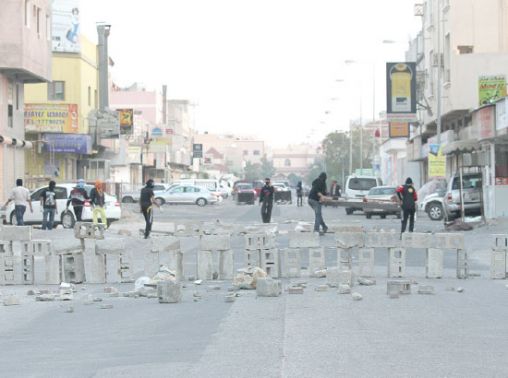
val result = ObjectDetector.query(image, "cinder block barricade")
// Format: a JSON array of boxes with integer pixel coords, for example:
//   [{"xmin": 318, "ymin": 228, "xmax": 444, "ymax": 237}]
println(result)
[
  {"xmin": 288, "ymin": 231, "xmax": 320, "ymax": 277},
  {"xmin": 426, "ymin": 248, "xmax": 444, "ymax": 279},
  {"xmin": 280, "ymin": 248, "xmax": 302, "ymax": 278},
  {"xmin": 388, "ymin": 247, "xmax": 406, "ymax": 278},
  {"xmin": 334, "ymin": 232, "xmax": 363, "ymax": 281},
  {"xmin": 260, "ymin": 248, "xmax": 280, "ymax": 278},
  {"xmin": 198, "ymin": 234, "xmax": 233, "ymax": 280},
  {"xmin": 96, "ymin": 239, "xmax": 133, "ymax": 283},
  {"xmin": 148, "ymin": 237, "xmax": 183, "ymax": 281},
  {"xmin": 256, "ymin": 277, "xmax": 282, "ymax": 297},
  {"xmin": 308, "ymin": 247, "xmax": 325, "ymax": 277},
  {"xmin": 244, "ymin": 233, "xmax": 279, "ymax": 277},
  {"xmin": 457, "ymin": 249, "xmax": 469, "ymax": 279},
  {"xmin": 491, "ymin": 234, "xmax": 508, "ymax": 279},
  {"xmin": 358, "ymin": 248, "xmax": 375, "ymax": 278},
  {"xmin": 74, "ymin": 222, "xmax": 105, "ymax": 240}
]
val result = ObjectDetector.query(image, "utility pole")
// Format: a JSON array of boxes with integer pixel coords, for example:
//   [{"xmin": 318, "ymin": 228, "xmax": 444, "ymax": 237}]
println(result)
[
  {"xmin": 436, "ymin": 0, "xmax": 442, "ymax": 145},
  {"xmin": 97, "ymin": 24, "xmax": 111, "ymax": 112}
]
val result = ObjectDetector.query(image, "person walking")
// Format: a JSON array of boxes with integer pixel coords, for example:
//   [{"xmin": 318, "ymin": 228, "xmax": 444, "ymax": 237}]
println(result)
[
  {"xmin": 66, "ymin": 179, "xmax": 89, "ymax": 221},
  {"xmin": 139, "ymin": 179, "xmax": 160, "ymax": 239},
  {"xmin": 259, "ymin": 178, "xmax": 275, "ymax": 223},
  {"xmin": 296, "ymin": 181, "xmax": 303, "ymax": 207},
  {"xmin": 308, "ymin": 172, "xmax": 328, "ymax": 235},
  {"xmin": 4, "ymin": 179, "xmax": 32, "ymax": 225},
  {"xmin": 397, "ymin": 177, "xmax": 418, "ymax": 233},
  {"xmin": 90, "ymin": 180, "xmax": 107, "ymax": 227},
  {"xmin": 40, "ymin": 180, "xmax": 57, "ymax": 230},
  {"xmin": 330, "ymin": 180, "xmax": 341, "ymax": 199}
]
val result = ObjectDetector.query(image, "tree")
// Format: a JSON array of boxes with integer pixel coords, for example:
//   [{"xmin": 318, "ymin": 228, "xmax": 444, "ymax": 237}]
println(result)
[
  {"xmin": 243, "ymin": 161, "xmax": 261, "ymax": 181},
  {"xmin": 260, "ymin": 155, "xmax": 275, "ymax": 179}
]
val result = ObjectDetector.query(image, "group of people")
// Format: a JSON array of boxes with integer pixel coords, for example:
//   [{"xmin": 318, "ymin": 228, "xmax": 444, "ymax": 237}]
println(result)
[
  {"xmin": 3, "ymin": 179, "xmax": 108, "ymax": 230},
  {"xmin": 258, "ymin": 173, "xmax": 418, "ymax": 235}
]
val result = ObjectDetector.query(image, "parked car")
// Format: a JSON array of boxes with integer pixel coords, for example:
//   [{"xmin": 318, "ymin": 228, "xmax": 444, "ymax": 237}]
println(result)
[
  {"xmin": 154, "ymin": 184, "xmax": 218, "ymax": 206},
  {"xmin": 5, "ymin": 183, "xmax": 121, "ymax": 228},
  {"xmin": 121, "ymin": 183, "xmax": 170, "ymax": 203},
  {"xmin": 234, "ymin": 183, "xmax": 256, "ymax": 205},
  {"xmin": 344, "ymin": 175, "xmax": 383, "ymax": 215},
  {"xmin": 272, "ymin": 182, "xmax": 292, "ymax": 203},
  {"xmin": 363, "ymin": 186, "xmax": 401, "ymax": 219},
  {"xmin": 444, "ymin": 172, "xmax": 482, "ymax": 219},
  {"xmin": 418, "ymin": 179, "xmax": 447, "ymax": 221}
]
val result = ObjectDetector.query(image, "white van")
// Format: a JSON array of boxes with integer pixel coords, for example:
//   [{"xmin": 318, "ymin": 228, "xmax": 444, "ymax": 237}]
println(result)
[{"xmin": 344, "ymin": 175, "xmax": 382, "ymax": 215}]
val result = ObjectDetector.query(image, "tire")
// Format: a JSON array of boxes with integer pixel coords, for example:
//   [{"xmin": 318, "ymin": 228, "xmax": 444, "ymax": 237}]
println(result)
[
  {"xmin": 365, "ymin": 213, "xmax": 372, "ymax": 219},
  {"xmin": 346, "ymin": 208, "xmax": 354, "ymax": 215},
  {"xmin": 9, "ymin": 211, "xmax": 17, "ymax": 225},
  {"xmin": 61, "ymin": 211, "xmax": 75, "ymax": 229},
  {"xmin": 427, "ymin": 203, "xmax": 444, "ymax": 221},
  {"xmin": 196, "ymin": 198, "xmax": 207, "ymax": 207},
  {"xmin": 122, "ymin": 196, "xmax": 135, "ymax": 203},
  {"xmin": 380, "ymin": 214, "xmax": 387, "ymax": 219},
  {"xmin": 155, "ymin": 197, "xmax": 165, "ymax": 206}
]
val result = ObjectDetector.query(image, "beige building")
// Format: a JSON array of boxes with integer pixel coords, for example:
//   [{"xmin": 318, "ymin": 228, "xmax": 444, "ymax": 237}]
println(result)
[
  {"xmin": 272, "ymin": 144, "xmax": 319, "ymax": 178},
  {"xmin": 0, "ymin": 0, "xmax": 52, "ymax": 201}
]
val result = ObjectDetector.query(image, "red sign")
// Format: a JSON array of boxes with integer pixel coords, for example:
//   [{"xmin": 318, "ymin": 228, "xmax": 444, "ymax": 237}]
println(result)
[{"xmin": 476, "ymin": 105, "xmax": 495, "ymax": 139}]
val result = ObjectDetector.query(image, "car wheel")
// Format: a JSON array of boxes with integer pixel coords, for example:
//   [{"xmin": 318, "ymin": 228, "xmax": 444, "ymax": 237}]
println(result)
[
  {"xmin": 155, "ymin": 197, "xmax": 165, "ymax": 206},
  {"xmin": 346, "ymin": 208, "xmax": 354, "ymax": 215},
  {"xmin": 196, "ymin": 198, "xmax": 207, "ymax": 207},
  {"xmin": 365, "ymin": 213, "xmax": 372, "ymax": 219},
  {"xmin": 9, "ymin": 211, "xmax": 18, "ymax": 225},
  {"xmin": 61, "ymin": 211, "xmax": 75, "ymax": 229},
  {"xmin": 122, "ymin": 196, "xmax": 134, "ymax": 203},
  {"xmin": 380, "ymin": 214, "xmax": 387, "ymax": 219},
  {"xmin": 427, "ymin": 203, "xmax": 444, "ymax": 221}
]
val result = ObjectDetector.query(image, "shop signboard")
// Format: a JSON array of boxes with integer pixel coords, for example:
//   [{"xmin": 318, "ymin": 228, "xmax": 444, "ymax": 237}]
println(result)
[
  {"xmin": 479, "ymin": 75, "xmax": 506, "ymax": 106},
  {"xmin": 117, "ymin": 109, "xmax": 133, "ymax": 135},
  {"xmin": 25, "ymin": 104, "xmax": 79, "ymax": 133},
  {"xmin": 389, "ymin": 122, "xmax": 409, "ymax": 138},
  {"xmin": 473, "ymin": 105, "xmax": 495, "ymax": 140},
  {"xmin": 42, "ymin": 133, "xmax": 91, "ymax": 154},
  {"xmin": 428, "ymin": 143, "xmax": 446, "ymax": 178},
  {"xmin": 386, "ymin": 62, "xmax": 417, "ymax": 122}
]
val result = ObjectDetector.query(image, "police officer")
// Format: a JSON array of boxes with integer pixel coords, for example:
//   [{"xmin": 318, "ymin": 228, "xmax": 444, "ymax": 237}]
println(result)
[
  {"xmin": 396, "ymin": 177, "xmax": 418, "ymax": 233},
  {"xmin": 259, "ymin": 178, "xmax": 275, "ymax": 223}
]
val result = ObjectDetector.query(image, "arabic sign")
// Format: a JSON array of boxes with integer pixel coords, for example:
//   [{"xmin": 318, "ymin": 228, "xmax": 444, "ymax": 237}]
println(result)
[
  {"xmin": 42, "ymin": 133, "xmax": 91, "ymax": 154},
  {"xmin": 479, "ymin": 75, "xmax": 506, "ymax": 106},
  {"xmin": 25, "ymin": 104, "xmax": 79, "ymax": 133}
]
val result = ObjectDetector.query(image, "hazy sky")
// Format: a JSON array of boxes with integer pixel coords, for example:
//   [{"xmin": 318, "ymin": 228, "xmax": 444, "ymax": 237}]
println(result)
[{"xmin": 80, "ymin": 0, "xmax": 421, "ymax": 147}]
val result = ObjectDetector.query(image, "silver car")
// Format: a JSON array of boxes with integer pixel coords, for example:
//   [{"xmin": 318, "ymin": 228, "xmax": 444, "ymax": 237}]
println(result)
[
  {"xmin": 155, "ymin": 184, "xmax": 218, "ymax": 206},
  {"xmin": 121, "ymin": 183, "xmax": 170, "ymax": 203}
]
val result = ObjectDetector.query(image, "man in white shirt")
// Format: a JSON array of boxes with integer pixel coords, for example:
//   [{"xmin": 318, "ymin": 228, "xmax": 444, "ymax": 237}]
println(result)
[{"xmin": 4, "ymin": 179, "xmax": 33, "ymax": 225}]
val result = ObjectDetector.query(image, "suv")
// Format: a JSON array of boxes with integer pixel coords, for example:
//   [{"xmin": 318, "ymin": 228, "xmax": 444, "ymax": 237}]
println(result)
[
  {"xmin": 418, "ymin": 179, "xmax": 447, "ymax": 221},
  {"xmin": 444, "ymin": 172, "xmax": 482, "ymax": 219},
  {"xmin": 344, "ymin": 175, "xmax": 383, "ymax": 215}
]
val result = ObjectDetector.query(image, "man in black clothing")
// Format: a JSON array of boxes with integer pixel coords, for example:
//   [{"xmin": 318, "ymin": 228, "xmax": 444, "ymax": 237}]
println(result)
[
  {"xmin": 308, "ymin": 172, "xmax": 328, "ymax": 234},
  {"xmin": 396, "ymin": 177, "xmax": 418, "ymax": 233},
  {"xmin": 259, "ymin": 178, "xmax": 275, "ymax": 223},
  {"xmin": 140, "ymin": 179, "xmax": 159, "ymax": 239},
  {"xmin": 296, "ymin": 181, "xmax": 303, "ymax": 207},
  {"xmin": 66, "ymin": 179, "xmax": 89, "ymax": 221}
]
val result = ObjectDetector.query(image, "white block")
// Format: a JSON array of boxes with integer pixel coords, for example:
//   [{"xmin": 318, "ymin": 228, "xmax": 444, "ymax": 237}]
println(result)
[
  {"xmin": 335, "ymin": 232, "xmax": 364, "ymax": 248},
  {"xmin": 144, "ymin": 251, "xmax": 160, "ymax": 277},
  {"xmin": 200, "ymin": 234, "xmax": 231, "ymax": 251},
  {"xmin": 219, "ymin": 249, "xmax": 234, "ymax": 280},
  {"xmin": 308, "ymin": 247, "xmax": 325, "ymax": 277},
  {"xmin": 157, "ymin": 281, "xmax": 182, "ymax": 303},
  {"xmin": 105, "ymin": 255, "xmax": 122, "ymax": 283},
  {"xmin": 493, "ymin": 234, "xmax": 508, "ymax": 250},
  {"xmin": 426, "ymin": 248, "xmax": 444, "ymax": 279},
  {"xmin": 402, "ymin": 232, "xmax": 432, "ymax": 248},
  {"xmin": 364, "ymin": 231, "xmax": 401, "ymax": 248},
  {"xmin": 0, "ymin": 241, "xmax": 12, "ymax": 254},
  {"xmin": 245, "ymin": 249, "xmax": 261, "ymax": 269},
  {"xmin": 12, "ymin": 241, "xmax": 33, "ymax": 256},
  {"xmin": 83, "ymin": 252, "xmax": 106, "ymax": 284},
  {"xmin": 33, "ymin": 255, "xmax": 60, "ymax": 285},
  {"xmin": 338, "ymin": 270, "xmax": 353, "ymax": 286},
  {"xmin": 245, "ymin": 233, "xmax": 276, "ymax": 250},
  {"xmin": 457, "ymin": 249, "xmax": 469, "ymax": 279},
  {"xmin": 327, "ymin": 267, "xmax": 353, "ymax": 287},
  {"xmin": 73, "ymin": 222, "xmax": 105, "ymax": 240},
  {"xmin": 337, "ymin": 248, "xmax": 352, "ymax": 271},
  {"xmin": 150, "ymin": 237, "xmax": 181, "ymax": 252},
  {"xmin": 260, "ymin": 248, "xmax": 279, "ymax": 278},
  {"xmin": 61, "ymin": 253, "xmax": 85, "ymax": 283},
  {"xmin": 0, "ymin": 255, "xmax": 23, "ymax": 285},
  {"xmin": 22, "ymin": 254, "xmax": 34, "ymax": 284},
  {"xmin": 358, "ymin": 247, "xmax": 375, "ymax": 277},
  {"xmin": 96, "ymin": 239, "xmax": 125, "ymax": 255},
  {"xmin": 256, "ymin": 277, "xmax": 281, "ymax": 297},
  {"xmin": 159, "ymin": 250, "xmax": 184, "ymax": 282},
  {"xmin": 434, "ymin": 233, "xmax": 465, "ymax": 250},
  {"xmin": 328, "ymin": 224, "xmax": 364, "ymax": 233},
  {"xmin": 280, "ymin": 248, "xmax": 301, "ymax": 278},
  {"xmin": 31, "ymin": 240, "xmax": 52, "ymax": 256},
  {"xmin": 387, "ymin": 280, "xmax": 411, "ymax": 295},
  {"xmin": 490, "ymin": 250, "xmax": 507, "ymax": 279},
  {"xmin": 0, "ymin": 225, "xmax": 31, "ymax": 241},
  {"xmin": 288, "ymin": 232, "xmax": 320, "ymax": 248},
  {"xmin": 197, "ymin": 250, "xmax": 213, "ymax": 280},
  {"xmin": 388, "ymin": 247, "xmax": 406, "ymax": 278}
]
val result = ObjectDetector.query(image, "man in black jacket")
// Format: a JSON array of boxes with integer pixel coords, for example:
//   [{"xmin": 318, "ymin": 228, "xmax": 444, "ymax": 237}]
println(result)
[
  {"xmin": 66, "ymin": 179, "xmax": 89, "ymax": 221},
  {"xmin": 140, "ymin": 179, "xmax": 160, "ymax": 239},
  {"xmin": 396, "ymin": 177, "xmax": 418, "ymax": 233},
  {"xmin": 259, "ymin": 178, "xmax": 275, "ymax": 223},
  {"xmin": 308, "ymin": 172, "xmax": 328, "ymax": 234}
]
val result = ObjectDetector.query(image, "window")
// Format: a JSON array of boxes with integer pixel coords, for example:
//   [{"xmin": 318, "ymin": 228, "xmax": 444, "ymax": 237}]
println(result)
[
  {"xmin": 170, "ymin": 187, "xmax": 183, "ymax": 194},
  {"xmin": 284, "ymin": 159, "xmax": 291, "ymax": 167},
  {"xmin": 36, "ymin": 7, "xmax": 40, "ymax": 36},
  {"xmin": 48, "ymin": 81, "xmax": 65, "ymax": 101},
  {"xmin": 88, "ymin": 86, "xmax": 91, "ymax": 106},
  {"xmin": 8, "ymin": 105, "xmax": 13, "ymax": 128},
  {"xmin": 24, "ymin": 0, "xmax": 30, "ymax": 27},
  {"xmin": 54, "ymin": 187, "xmax": 68, "ymax": 200},
  {"xmin": 457, "ymin": 45, "xmax": 473, "ymax": 54},
  {"xmin": 253, "ymin": 150, "xmax": 260, "ymax": 156},
  {"xmin": 94, "ymin": 89, "xmax": 98, "ymax": 108},
  {"xmin": 348, "ymin": 178, "xmax": 378, "ymax": 191},
  {"xmin": 153, "ymin": 185, "xmax": 165, "ymax": 191},
  {"xmin": 15, "ymin": 84, "xmax": 19, "ymax": 110}
]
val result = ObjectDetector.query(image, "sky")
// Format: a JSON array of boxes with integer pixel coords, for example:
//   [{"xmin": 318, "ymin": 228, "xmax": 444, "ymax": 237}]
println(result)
[{"xmin": 79, "ymin": 0, "xmax": 421, "ymax": 147}]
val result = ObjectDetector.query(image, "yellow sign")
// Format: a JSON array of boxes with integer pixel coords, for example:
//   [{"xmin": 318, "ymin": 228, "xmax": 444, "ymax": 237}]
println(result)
[
  {"xmin": 428, "ymin": 144, "xmax": 446, "ymax": 178},
  {"xmin": 389, "ymin": 122, "xmax": 409, "ymax": 138},
  {"xmin": 117, "ymin": 109, "xmax": 133, "ymax": 135},
  {"xmin": 25, "ymin": 104, "xmax": 79, "ymax": 133}
]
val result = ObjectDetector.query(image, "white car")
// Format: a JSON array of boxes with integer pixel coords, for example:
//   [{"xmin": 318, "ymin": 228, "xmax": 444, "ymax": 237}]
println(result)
[
  {"xmin": 155, "ymin": 184, "xmax": 218, "ymax": 206},
  {"xmin": 5, "ymin": 183, "xmax": 121, "ymax": 228},
  {"xmin": 121, "ymin": 183, "xmax": 170, "ymax": 203}
]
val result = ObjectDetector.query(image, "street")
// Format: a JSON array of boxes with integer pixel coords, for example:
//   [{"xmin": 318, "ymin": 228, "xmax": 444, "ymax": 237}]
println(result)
[{"xmin": 0, "ymin": 199, "xmax": 507, "ymax": 378}]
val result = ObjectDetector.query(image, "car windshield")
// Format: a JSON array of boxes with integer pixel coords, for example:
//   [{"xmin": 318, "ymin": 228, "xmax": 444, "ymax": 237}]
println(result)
[
  {"xmin": 237, "ymin": 184, "xmax": 253, "ymax": 190},
  {"xmin": 452, "ymin": 175, "xmax": 482, "ymax": 190},
  {"xmin": 348, "ymin": 178, "xmax": 378, "ymax": 191},
  {"xmin": 369, "ymin": 187, "xmax": 396, "ymax": 195}
]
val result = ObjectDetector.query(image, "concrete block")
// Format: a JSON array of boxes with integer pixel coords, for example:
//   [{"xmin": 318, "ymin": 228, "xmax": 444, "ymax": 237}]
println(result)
[
  {"xmin": 105, "ymin": 255, "xmax": 122, "ymax": 283},
  {"xmin": 84, "ymin": 251, "xmax": 106, "ymax": 284},
  {"xmin": 0, "ymin": 225, "xmax": 31, "ymax": 241},
  {"xmin": 364, "ymin": 231, "xmax": 401, "ymax": 248},
  {"xmin": 402, "ymin": 232, "xmax": 432, "ymax": 249},
  {"xmin": 219, "ymin": 249, "xmax": 234, "ymax": 280},
  {"xmin": 144, "ymin": 251, "xmax": 160, "ymax": 277},
  {"xmin": 200, "ymin": 234, "xmax": 231, "ymax": 251},
  {"xmin": 288, "ymin": 232, "xmax": 320, "ymax": 248},
  {"xmin": 327, "ymin": 224, "xmax": 364, "ymax": 233},
  {"xmin": 197, "ymin": 250, "xmax": 213, "ymax": 280},
  {"xmin": 388, "ymin": 247, "xmax": 406, "ymax": 278},
  {"xmin": 308, "ymin": 247, "xmax": 325, "ymax": 277},
  {"xmin": 490, "ymin": 250, "xmax": 507, "ymax": 279},
  {"xmin": 256, "ymin": 277, "xmax": 282, "ymax": 297},
  {"xmin": 3, "ymin": 295, "xmax": 20, "ymax": 306},
  {"xmin": 335, "ymin": 232, "xmax": 364, "ymax": 248},
  {"xmin": 159, "ymin": 250, "xmax": 184, "ymax": 282},
  {"xmin": 426, "ymin": 248, "xmax": 444, "ymax": 279},
  {"xmin": 73, "ymin": 222, "xmax": 105, "ymax": 240},
  {"xmin": 0, "ymin": 255, "xmax": 23, "ymax": 285},
  {"xmin": 260, "ymin": 248, "xmax": 279, "ymax": 278},
  {"xmin": 288, "ymin": 286, "xmax": 304, "ymax": 294},
  {"xmin": 493, "ymin": 234, "xmax": 508, "ymax": 250},
  {"xmin": 0, "ymin": 241, "xmax": 12, "ymax": 254},
  {"xmin": 280, "ymin": 248, "xmax": 301, "ymax": 278},
  {"xmin": 337, "ymin": 284, "xmax": 351, "ymax": 294},
  {"xmin": 31, "ymin": 240, "xmax": 52, "ymax": 256},
  {"xmin": 174, "ymin": 221, "xmax": 200, "ymax": 236},
  {"xmin": 12, "ymin": 241, "xmax": 34, "ymax": 256},
  {"xmin": 150, "ymin": 237, "xmax": 181, "ymax": 252},
  {"xmin": 417, "ymin": 285, "xmax": 435, "ymax": 295},
  {"xmin": 61, "ymin": 253, "xmax": 85, "ymax": 283},
  {"xmin": 457, "ymin": 249, "xmax": 469, "ymax": 279},
  {"xmin": 245, "ymin": 233, "xmax": 276, "ymax": 250},
  {"xmin": 33, "ymin": 255, "xmax": 60, "ymax": 285},
  {"xmin": 22, "ymin": 254, "xmax": 34, "ymax": 284},
  {"xmin": 387, "ymin": 280, "xmax": 411, "ymax": 295},
  {"xmin": 358, "ymin": 248, "xmax": 375, "ymax": 277},
  {"xmin": 351, "ymin": 292, "xmax": 363, "ymax": 301},
  {"xmin": 327, "ymin": 267, "xmax": 353, "ymax": 287},
  {"xmin": 157, "ymin": 281, "xmax": 182, "ymax": 303},
  {"xmin": 244, "ymin": 249, "xmax": 261, "ymax": 269},
  {"xmin": 337, "ymin": 248, "xmax": 352, "ymax": 271},
  {"xmin": 434, "ymin": 233, "xmax": 465, "ymax": 250},
  {"xmin": 96, "ymin": 239, "xmax": 125, "ymax": 255},
  {"xmin": 338, "ymin": 270, "xmax": 354, "ymax": 286}
]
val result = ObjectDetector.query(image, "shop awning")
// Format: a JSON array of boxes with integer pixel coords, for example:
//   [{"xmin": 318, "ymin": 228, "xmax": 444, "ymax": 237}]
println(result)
[{"xmin": 442, "ymin": 139, "xmax": 479, "ymax": 155}]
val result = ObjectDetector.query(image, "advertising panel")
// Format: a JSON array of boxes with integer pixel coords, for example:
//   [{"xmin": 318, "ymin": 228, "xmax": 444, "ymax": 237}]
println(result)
[
  {"xmin": 496, "ymin": 98, "xmax": 508, "ymax": 133},
  {"xmin": 193, "ymin": 143, "xmax": 203, "ymax": 158},
  {"xmin": 42, "ymin": 133, "xmax": 92, "ymax": 154},
  {"xmin": 52, "ymin": 0, "xmax": 81, "ymax": 53},
  {"xmin": 479, "ymin": 75, "xmax": 506, "ymax": 106},
  {"xmin": 25, "ymin": 104, "xmax": 79, "ymax": 133},
  {"xmin": 473, "ymin": 105, "xmax": 495, "ymax": 140},
  {"xmin": 386, "ymin": 62, "xmax": 417, "ymax": 122},
  {"xmin": 388, "ymin": 122, "xmax": 409, "ymax": 138},
  {"xmin": 117, "ymin": 109, "xmax": 134, "ymax": 135},
  {"xmin": 428, "ymin": 144, "xmax": 446, "ymax": 178}
]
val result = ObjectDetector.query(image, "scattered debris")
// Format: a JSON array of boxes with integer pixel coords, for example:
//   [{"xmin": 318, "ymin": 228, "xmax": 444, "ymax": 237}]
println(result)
[
  {"xmin": 100, "ymin": 304, "xmax": 113, "ymax": 309},
  {"xmin": 157, "ymin": 281, "xmax": 182, "ymax": 303},
  {"xmin": 314, "ymin": 269, "xmax": 327, "ymax": 278},
  {"xmin": 26, "ymin": 289, "xmax": 39, "ymax": 296},
  {"xmin": 288, "ymin": 286, "xmax": 304, "ymax": 294},
  {"xmin": 358, "ymin": 277, "xmax": 376, "ymax": 286},
  {"xmin": 233, "ymin": 267, "xmax": 267, "ymax": 290},
  {"xmin": 456, "ymin": 287, "xmax": 464, "ymax": 293},
  {"xmin": 36, "ymin": 294, "xmax": 56, "ymax": 302},
  {"xmin": 3, "ymin": 295, "xmax": 20, "ymax": 306},
  {"xmin": 338, "ymin": 284, "xmax": 351, "ymax": 294},
  {"xmin": 351, "ymin": 292, "xmax": 363, "ymax": 301},
  {"xmin": 224, "ymin": 293, "xmax": 236, "ymax": 303},
  {"xmin": 417, "ymin": 285, "xmax": 435, "ymax": 295},
  {"xmin": 315, "ymin": 285, "xmax": 328, "ymax": 292},
  {"xmin": 194, "ymin": 280, "xmax": 203, "ymax": 285},
  {"xmin": 256, "ymin": 278, "xmax": 282, "ymax": 297}
]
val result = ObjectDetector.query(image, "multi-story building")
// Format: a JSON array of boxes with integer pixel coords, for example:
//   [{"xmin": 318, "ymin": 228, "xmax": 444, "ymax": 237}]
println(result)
[
  {"xmin": 272, "ymin": 144, "xmax": 319, "ymax": 179},
  {"xmin": 0, "ymin": 0, "xmax": 52, "ymax": 201},
  {"xmin": 166, "ymin": 99, "xmax": 193, "ymax": 180}
]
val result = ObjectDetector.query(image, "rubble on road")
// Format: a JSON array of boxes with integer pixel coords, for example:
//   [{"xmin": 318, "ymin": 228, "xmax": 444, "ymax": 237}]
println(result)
[
  {"xmin": 351, "ymin": 292, "xmax": 363, "ymax": 301},
  {"xmin": 233, "ymin": 267, "xmax": 267, "ymax": 290},
  {"xmin": 3, "ymin": 295, "xmax": 20, "ymax": 306}
]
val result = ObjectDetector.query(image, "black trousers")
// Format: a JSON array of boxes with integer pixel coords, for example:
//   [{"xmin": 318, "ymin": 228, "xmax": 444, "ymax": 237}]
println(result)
[
  {"xmin": 141, "ymin": 206, "xmax": 153, "ymax": 238},
  {"xmin": 73, "ymin": 206, "xmax": 83, "ymax": 221},
  {"xmin": 261, "ymin": 201, "xmax": 273, "ymax": 223},
  {"xmin": 297, "ymin": 195, "xmax": 303, "ymax": 207},
  {"xmin": 401, "ymin": 208, "xmax": 415, "ymax": 233}
]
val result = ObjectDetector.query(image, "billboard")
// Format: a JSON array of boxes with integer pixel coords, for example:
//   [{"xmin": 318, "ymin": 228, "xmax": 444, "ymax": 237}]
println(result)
[
  {"xmin": 117, "ymin": 109, "xmax": 133, "ymax": 135},
  {"xmin": 386, "ymin": 62, "xmax": 417, "ymax": 122},
  {"xmin": 42, "ymin": 133, "xmax": 92, "ymax": 154},
  {"xmin": 479, "ymin": 75, "xmax": 506, "ymax": 106},
  {"xmin": 428, "ymin": 144, "xmax": 446, "ymax": 178},
  {"xmin": 25, "ymin": 104, "xmax": 79, "ymax": 133},
  {"xmin": 52, "ymin": 0, "xmax": 81, "ymax": 53},
  {"xmin": 389, "ymin": 122, "xmax": 409, "ymax": 138}
]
